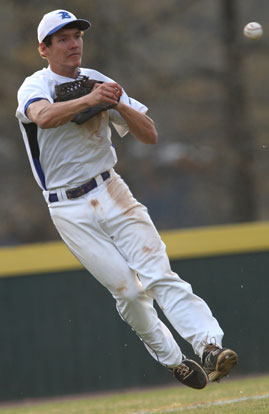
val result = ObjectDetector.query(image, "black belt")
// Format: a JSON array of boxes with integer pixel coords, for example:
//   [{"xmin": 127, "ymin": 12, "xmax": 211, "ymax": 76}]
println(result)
[{"xmin": 49, "ymin": 171, "xmax": 110, "ymax": 203}]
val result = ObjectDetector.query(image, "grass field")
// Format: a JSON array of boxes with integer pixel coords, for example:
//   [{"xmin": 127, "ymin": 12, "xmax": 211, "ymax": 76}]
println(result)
[{"xmin": 0, "ymin": 375, "xmax": 268, "ymax": 414}]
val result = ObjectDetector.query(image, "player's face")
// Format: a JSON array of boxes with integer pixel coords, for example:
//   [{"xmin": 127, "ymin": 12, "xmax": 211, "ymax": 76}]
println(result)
[{"xmin": 44, "ymin": 28, "xmax": 83, "ymax": 77}]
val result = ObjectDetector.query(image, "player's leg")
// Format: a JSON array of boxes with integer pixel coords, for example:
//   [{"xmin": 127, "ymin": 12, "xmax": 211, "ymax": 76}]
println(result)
[
  {"xmin": 104, "ymin": 172, "xmax": 222, "ymax": 353},
  {"xmin": 48, "ymin": 180, "xmax": 208, "ymax": 388},
  {"xmin": 48, "ymin": 195, "xmax": 182, "ymax": 368},
  {"xmin": 104, "ymin": 172, "xmax": 237, "ymax": 380}
]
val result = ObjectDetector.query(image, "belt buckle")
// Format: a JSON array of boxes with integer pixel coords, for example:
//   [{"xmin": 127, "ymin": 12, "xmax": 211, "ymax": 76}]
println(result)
[{"xmin": 66, "ymin": 179, "xmax": 95, "ymax": 199}]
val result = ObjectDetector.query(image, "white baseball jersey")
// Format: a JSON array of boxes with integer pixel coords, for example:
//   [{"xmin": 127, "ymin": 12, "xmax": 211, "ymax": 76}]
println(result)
[{"xmin": 16, "ymin": 66, "xmax": 148, "ymax": 192}]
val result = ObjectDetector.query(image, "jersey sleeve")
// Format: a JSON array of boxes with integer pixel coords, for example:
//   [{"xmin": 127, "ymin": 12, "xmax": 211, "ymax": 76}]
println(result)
[{"xmin": 16, "ymin": 75, "xmax": 53, "ymax": 123}]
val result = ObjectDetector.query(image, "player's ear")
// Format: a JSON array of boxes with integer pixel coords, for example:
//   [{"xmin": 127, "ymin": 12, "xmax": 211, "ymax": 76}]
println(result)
[
  {"xmin": 40, "ymin": 42, "xmax": 48, "ymax": 55},
  {"xmin": 38, "ymin": 42, "xmax": 49, "ymax": 59}
]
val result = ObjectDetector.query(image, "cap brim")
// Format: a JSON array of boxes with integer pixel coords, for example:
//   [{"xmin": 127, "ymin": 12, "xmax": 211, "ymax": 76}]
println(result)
[{"xmin": 47, "ymin": 19, "xmax": 91, "ymax": 37}]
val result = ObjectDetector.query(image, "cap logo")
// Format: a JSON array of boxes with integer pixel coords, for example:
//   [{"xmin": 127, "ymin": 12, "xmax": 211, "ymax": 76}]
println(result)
[{"xmin": 57, "ymin": 11, "xmax": 72, "ymax": 20}]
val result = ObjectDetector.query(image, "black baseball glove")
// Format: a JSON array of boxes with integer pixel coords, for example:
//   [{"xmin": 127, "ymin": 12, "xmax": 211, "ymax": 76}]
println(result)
[{"xmin": 54, "ymin": 75, "xmax": 115, "ymax": 125}]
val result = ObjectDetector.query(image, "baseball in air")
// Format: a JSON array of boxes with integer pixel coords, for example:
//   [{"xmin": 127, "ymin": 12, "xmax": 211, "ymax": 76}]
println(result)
[{"xmin": 243, "ymin": 22, "xmax": 263, "ymax": 40}]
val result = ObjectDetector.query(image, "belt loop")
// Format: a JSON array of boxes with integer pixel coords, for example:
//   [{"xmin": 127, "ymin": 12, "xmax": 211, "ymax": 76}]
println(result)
[
  {"xmin": 95, "ymin": 170, "xmax": 110, "ymax": 186},
  {"xmin": 59, "ymin": 187, "xmax": 68, "ymax": 201},
  {"xmin": 95, "ymin": 174, "xmax": 103, "ymax": 186}
]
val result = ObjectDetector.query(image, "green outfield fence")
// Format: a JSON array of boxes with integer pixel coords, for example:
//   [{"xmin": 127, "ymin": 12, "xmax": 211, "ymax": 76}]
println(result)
[{"xmin": 0, "ymin": 221, "xmax": 268, "ymax": 402}]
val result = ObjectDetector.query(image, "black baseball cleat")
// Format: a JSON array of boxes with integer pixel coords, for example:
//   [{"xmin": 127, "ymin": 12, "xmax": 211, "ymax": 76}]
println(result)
[
  {"xmin": 171, "ymin": 358, "xmax": 208, "ymax": 389},
  {"xmin": 202, "ymin": 343, "xmax": 238, "ymax": 382}
]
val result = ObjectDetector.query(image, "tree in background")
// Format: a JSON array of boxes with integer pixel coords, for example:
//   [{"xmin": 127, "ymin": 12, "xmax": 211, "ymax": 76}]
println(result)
[{"xmin": 221, "ymin": 0, "xmax": 256, "ymax": 222}]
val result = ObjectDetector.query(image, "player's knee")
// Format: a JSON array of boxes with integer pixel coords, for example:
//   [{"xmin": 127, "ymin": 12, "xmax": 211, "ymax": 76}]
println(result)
[{"xmin": 115, "ymin": 283, "xmax": 142, "ymax": 302}]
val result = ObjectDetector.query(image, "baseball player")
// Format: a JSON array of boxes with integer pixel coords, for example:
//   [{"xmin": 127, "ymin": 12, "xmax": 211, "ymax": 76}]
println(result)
[{"xmin": 16, "ymin": 10, "xmax": 238, "ymax": 390}]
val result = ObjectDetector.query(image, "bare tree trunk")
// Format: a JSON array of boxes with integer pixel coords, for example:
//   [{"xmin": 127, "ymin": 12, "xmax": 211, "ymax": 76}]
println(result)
[{"xmin": 221, "ymin": 0, "xmax": 256, "ymax": 222}]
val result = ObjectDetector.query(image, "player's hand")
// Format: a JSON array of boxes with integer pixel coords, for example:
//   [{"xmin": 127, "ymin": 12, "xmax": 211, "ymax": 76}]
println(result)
[{"xmin": 86, "ymin": 82, "xmax": 122, "ymax": 107}]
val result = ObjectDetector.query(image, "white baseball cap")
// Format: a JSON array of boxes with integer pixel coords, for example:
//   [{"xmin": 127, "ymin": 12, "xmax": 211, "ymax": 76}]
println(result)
[{"xmin": 37, "ymin": 9, "xmax": 91, "ymax": 43}]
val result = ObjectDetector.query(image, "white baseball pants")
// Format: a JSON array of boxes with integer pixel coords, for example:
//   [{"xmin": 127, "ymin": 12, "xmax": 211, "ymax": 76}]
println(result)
[{"xmin": 45, "ymin": 169, "xmax": 223, "ymax": 368}]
